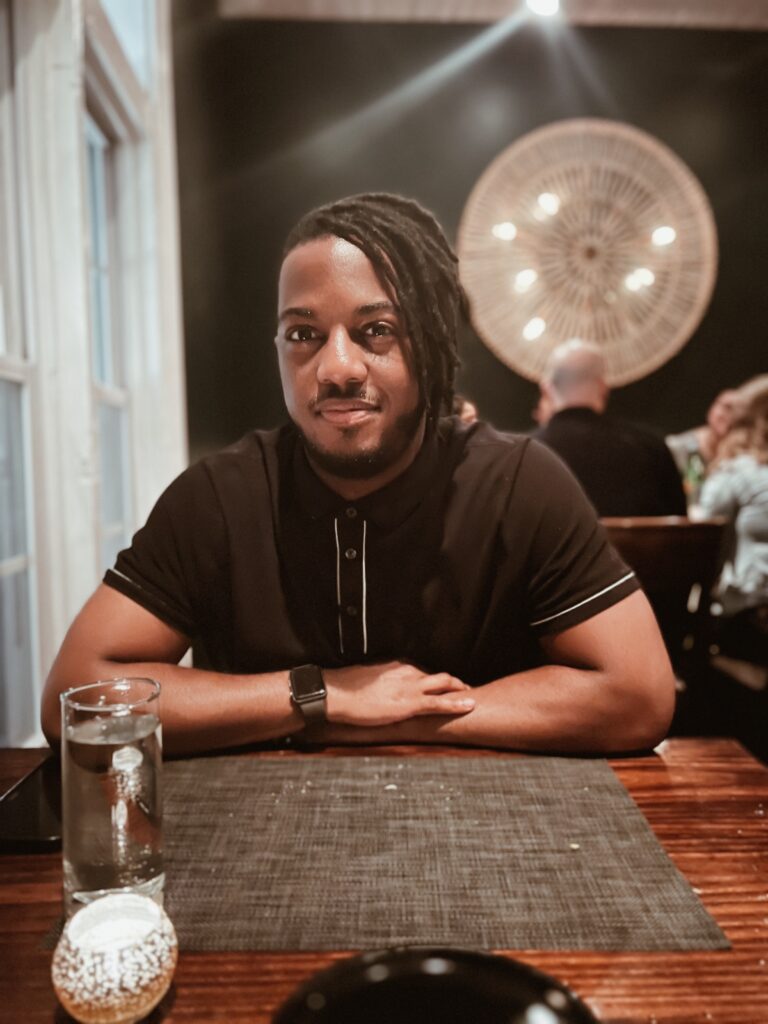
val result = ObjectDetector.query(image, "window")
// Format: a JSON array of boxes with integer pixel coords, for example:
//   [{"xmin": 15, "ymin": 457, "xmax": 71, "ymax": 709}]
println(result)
[
  {"xmin": 0, "ymin": 0, "xmax": 38, "ymax": 745},
  {"xmin": 0, "ymin": 382, "xmax": 36, "ymax": 745},
  {"xmin": 1, "ymin": 0, "xmax": 186, "ymax": 746},
  {"xmin": 86, "ymin": 116, "xmax": 116, "ymax": 386},
  {"xmin": 85, "ymin": 113, "xmax": 133, "ymax": 573}
]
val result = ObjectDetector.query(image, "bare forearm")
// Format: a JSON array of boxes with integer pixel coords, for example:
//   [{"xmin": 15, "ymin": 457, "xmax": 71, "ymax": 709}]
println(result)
[
  {"xmin": 314, "ymin": 662, "xmax": 674, "ymax": 755},
  {"xmin": 43, "ymin": 651, "xmax": 474, "ymax": 757},
  {"xmin": 41, "ymin": 585, "xmax": 308, "ymax": 756},
  {"xmin": 43, "ymin": 657, "xmax": 304, "ymax": 757}
]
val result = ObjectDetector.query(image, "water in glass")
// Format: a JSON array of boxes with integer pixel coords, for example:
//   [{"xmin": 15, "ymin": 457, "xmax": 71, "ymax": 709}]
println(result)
[{"xmin": 62, "ymin": 696, "xmax": 163, "ymax": 915}]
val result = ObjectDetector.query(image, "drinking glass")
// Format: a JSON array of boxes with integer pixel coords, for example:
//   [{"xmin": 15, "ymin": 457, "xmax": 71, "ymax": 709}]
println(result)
[{"xmin": 61, "ymin": 678, "xmax": 164, "ymax": 916}]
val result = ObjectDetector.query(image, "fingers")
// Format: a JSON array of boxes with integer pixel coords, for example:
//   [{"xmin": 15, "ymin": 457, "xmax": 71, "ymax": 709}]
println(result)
[
  {"xmin": 416, "ymin": 693, "xmax": 476, "ymax": 717},
  {"xmin": 324, "ymin": 663, "xmax": 475, "ymax": 726},
  {"xmin": 421, "ymin": 672, "xmax": 471, "ymax": 694}
]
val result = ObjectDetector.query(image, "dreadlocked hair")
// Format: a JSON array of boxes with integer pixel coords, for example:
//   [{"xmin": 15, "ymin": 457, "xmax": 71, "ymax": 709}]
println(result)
[{"xmin": 282, "ymin": 193, "xmax": 469, "ymax": 426}]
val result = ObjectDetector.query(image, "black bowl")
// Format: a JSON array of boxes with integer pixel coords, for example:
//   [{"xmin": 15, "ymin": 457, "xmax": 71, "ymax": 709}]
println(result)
[{"xmin": 272, "ymin": 946, "xmax": 599, "ymax": 1024}]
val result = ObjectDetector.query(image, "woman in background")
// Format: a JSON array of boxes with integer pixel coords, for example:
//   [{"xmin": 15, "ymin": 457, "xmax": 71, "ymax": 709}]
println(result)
[
  {"xmin": 666, "ymin": 388, "xmax": 740, "ymax": 507},
  {"xmin": 700, "ymin": 376, "xmax": 768, "ymax": 666}
]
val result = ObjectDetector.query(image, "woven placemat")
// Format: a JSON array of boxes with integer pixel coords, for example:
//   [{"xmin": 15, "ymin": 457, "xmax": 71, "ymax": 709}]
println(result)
[{"xmin": 162, "ymin": 755, "xmax": 728, "ymax": 952}]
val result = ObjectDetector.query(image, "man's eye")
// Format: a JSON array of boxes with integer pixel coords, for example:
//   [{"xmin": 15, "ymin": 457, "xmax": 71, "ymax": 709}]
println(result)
[
  {"xmin": 286, "ymin": 325, "xmax": 321, "ymax": 342},
  {"xmin": 363, "ymin": 322, "xmax": 395, "ymax": 338}
]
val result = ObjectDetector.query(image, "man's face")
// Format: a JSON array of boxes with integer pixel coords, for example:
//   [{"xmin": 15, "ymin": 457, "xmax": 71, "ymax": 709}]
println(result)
[{"xmin": 275, "ymin": 235, "xmax": 424, "ymax": 492}]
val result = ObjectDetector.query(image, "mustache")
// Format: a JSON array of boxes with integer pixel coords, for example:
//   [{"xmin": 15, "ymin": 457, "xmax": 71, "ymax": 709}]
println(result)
[{"xmin": 310, "ymin": 383, "xmax": 380, "ymax": 409}]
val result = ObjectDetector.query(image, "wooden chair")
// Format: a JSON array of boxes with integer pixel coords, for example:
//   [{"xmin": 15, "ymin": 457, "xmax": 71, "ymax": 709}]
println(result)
[{"xmin": 600, "ymin": 516, "xmax": 727, "ymax": 680}]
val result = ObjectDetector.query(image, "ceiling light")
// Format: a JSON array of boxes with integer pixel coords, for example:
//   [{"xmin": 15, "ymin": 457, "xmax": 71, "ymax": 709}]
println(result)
[
  {"xmin": 514, "ymin": 269, "xmax": 538, "ymax": 293},
  {"xmin": 523, "ymin": 317, "xmax": 546, "ymax": 340},
  {"xmin": 652, "ymin": 225, "xmax": 676, "ymax": 247},
  {"xmin": 625, "ymin": 268, "xmax": 655, "ymax": 292},
  {"xmin": 492, "ymin": 221, "xmax": 517, "ymax": 241},
  {"xmin": 537, "ymin": 192, "xmax": 561, "ymax": 216},
  {"xmin": 526, "ymin": 0, "xmax": 560, "ymax": 16}
]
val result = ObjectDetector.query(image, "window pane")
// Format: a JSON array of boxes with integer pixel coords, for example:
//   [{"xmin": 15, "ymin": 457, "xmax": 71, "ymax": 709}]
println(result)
[
  {"xmin": 101, "ymin": 0, "xmax": 154, "ymax": 89},
  {"xmin": 0, "ymin": 379, "xmax": 27, "ymax": 560},
  {"xmin": 99, "ymin": 401, "xmax": 130, "ymax": 570},
  {"xmin": 86, "ymin": 117, "xmax": 115, "ymax": 386},
  {"xmin": 0, "ymin": 565, "xmax": 35, "ymax": 746},
  {"xmin": 87, "ymin": 129, "xmax": 109, "ymax": 269},
  {"xmin": 90, "ymin": 266, "xmax": 112, "ymax": 383},
  {"xmin": 0, "ymin": 2, "xmax": 23, "ymax": 360}
]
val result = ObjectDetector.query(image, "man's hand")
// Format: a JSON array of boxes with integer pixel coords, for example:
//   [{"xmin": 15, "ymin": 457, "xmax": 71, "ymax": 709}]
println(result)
[{"xmin": 323, "ymin": 661, "xmax": 475, "ymax": 726}]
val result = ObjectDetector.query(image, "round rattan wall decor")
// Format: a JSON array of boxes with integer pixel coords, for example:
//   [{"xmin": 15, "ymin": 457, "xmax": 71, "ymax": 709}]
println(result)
[{"xmin": 457, "ymin": 118, "xmax": 718, "ymax": 386}]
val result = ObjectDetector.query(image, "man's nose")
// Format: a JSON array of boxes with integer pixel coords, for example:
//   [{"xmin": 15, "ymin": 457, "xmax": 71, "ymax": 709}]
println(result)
[{"xmin": 317, "ymin": 326, "xmax": 367, "ymax": 386}]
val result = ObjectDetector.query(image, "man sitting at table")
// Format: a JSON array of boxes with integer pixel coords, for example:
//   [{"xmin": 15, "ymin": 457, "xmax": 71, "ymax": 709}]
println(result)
[
  {"xmin": 42, "ymin": 193, "xmax": 675, "ymax": 757},
  {"xmin": 533, "ymin": 340, "xmax": 687, "ymax": 517}
]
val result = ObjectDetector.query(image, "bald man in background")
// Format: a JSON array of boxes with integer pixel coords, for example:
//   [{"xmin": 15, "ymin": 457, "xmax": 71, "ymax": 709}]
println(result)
[{"xmin": 533, "ymin": 340, "xmax": 687, "ymax": 518}]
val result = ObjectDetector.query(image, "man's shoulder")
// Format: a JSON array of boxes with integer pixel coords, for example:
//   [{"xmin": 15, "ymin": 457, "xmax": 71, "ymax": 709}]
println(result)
[
  {"xmin": 533, "ymin": 407, "xmax": 599, "ymax": 440},
  {"xmin": 605, "ymin": 414, "xmax": 672, "ymax": 453},
  {"xmin": 444, "ymin": 418, "xmax": 573, "ymax": 493},
  {"xmin": 450, "ymin": 418, "xmax": 530, "ymax": 453},
  {"xmin": 187, "ymin": 426, "xmax": 289, "ymax": 478},
  {"xmin": 541, "ymin": 408, "xmax": 666, "ymax": 453},
  {"xmin": 203, "ymin": 425, "xmax": 287, "ymax": 464},
  {"xmin": 165, "ymin": 426, "xmax": 290, "ymax": 506},
  {"xmin": 446, "ymin": 418, "xmax": 533, "ymax": 470}
]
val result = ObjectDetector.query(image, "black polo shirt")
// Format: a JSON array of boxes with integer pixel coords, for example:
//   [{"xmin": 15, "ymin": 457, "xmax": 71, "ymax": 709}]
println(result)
[
  {"xmin": 105, "ymin": 419, "xmax": 639, "ymax": 685},
  {"xmin": 533, "ymin": 407, "xmax": 687, "ymax": 518}
]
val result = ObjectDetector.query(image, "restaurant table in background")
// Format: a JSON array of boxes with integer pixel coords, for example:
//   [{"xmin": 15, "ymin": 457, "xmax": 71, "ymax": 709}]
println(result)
[{"xmin": 1, "ymin": 739, "xmax": 767, "ymax": 1024}]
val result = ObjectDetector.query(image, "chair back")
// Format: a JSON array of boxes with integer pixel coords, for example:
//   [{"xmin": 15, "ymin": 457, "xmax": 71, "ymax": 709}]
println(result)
[
  {"xmin": 600, "ymin": 515, "xmax": 727, "ymax": 677},
  {"xmin": 601, "ymin": 516, "xmax": 726, "ymax": 595}
]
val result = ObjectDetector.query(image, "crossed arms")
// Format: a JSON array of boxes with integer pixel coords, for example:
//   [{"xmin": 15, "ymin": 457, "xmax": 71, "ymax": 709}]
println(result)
[{"xmin": 41, "ymin": 584, "xmax": 675, "ymax": 758}]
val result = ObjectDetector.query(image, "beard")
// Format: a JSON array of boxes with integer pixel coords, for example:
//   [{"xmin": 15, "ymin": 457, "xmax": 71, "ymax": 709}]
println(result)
[{"xmin": 296, "ymin": 401, "xmax": 425, "ymax": 480}]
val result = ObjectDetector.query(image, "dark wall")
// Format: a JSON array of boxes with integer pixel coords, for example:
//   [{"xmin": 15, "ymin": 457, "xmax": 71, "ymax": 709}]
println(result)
[{"xmin": 172, "ymin": 2, "xmax": 768, "ymax": 459}]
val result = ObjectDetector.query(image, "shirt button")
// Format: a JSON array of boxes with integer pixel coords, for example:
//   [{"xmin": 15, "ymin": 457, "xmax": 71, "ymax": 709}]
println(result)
[
  {"xmin": 345, "ymin": 507, "xmax": 357, "ymax": 519},
  {"xmin": 346, "ymin": 605, "xmax": 358, "ymax": 617},
  {"xmin": 344, "ymin": 548, "xmax": 357, "ymax": 560}
]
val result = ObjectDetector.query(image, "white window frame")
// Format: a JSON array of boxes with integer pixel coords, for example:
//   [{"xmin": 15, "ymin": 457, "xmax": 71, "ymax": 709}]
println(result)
[
  {"xmin": 0, "ymin": 0, "xmax": 42, "ymax": 745},
  {"xmin": 84, "ymin": 105, "xmax": 135, "ymax": 574},
  {"xmin": 5, "ymin": 0, "xmax": 187, "ymax": 746}
]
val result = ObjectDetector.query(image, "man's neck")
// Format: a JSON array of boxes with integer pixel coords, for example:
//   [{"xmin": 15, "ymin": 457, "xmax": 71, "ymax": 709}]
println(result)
[{"xmin": 554, "ymin": 395, "xmax": 606, "ymax": 415}]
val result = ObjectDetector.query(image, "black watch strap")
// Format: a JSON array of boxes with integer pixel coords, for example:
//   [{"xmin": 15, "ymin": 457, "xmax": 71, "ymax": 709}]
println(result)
[{"xmin": 289, "ymin": 664, "xmax": 327, "ymax": 724}]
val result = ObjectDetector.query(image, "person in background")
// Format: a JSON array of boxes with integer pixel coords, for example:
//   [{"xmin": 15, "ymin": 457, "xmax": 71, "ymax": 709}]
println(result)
[
  {"xmin": 666, "ymin": 389, "xmax": 741, "ymax": 507},
  {"xmin": 736, "ymin": 373, "xmax": 768, "ymax": 411},
  {"xmin": 41, "ymin": 194, "xmax": 674, "ymax": 758},
  {"xmin": 700, "ymin": 376, "xmax": 768, "ymax": 670},
  {"xmin": 531, "ymin": 392, "xmax": 552, "ymax": 427},
  {"xmin": 533, "ymin": 340, "xmax": 687, "ymax": 518},
  {"xmin": 452, "ymin": 393, "xmax": 478, "ymax": 425}
]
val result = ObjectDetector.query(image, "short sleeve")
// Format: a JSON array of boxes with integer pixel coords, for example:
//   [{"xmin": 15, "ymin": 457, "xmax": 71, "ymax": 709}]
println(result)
[
  {"xmin": 515, "ymin": 441, "xmax": 640, "ymax": 636},
  {"xmin": 103, "ymin": 461, "xmax": 227, "ymax": 636}
]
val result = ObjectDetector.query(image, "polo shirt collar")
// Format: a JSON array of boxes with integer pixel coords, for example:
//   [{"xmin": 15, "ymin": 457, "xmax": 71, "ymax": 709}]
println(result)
[
  {"xmin": 291, "ymin": 425, "xmax": 441, "ymax": 531},
  {"xmin": 551, "ymin": 406, "xmax": 602, "ymax": 423}
]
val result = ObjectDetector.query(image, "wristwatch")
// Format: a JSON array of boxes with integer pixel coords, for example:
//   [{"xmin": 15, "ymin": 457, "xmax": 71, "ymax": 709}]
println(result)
[{"xmin": 289, "ymin": 664, "xmax": 327, "ymax": 724}]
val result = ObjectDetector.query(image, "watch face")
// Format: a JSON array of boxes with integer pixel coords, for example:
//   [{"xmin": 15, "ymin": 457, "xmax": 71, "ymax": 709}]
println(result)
[{"xmin": 291, "ymin": 665, "xmax": 326, "ymax": 702}]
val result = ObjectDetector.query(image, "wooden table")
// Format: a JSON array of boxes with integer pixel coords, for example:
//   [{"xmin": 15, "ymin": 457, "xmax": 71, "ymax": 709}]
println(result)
[{"xmin": 1, "ymin": 738, "xmax": 767, "ymax": 1023}]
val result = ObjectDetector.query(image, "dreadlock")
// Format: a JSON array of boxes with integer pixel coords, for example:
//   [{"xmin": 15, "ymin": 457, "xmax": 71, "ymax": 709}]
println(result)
[{"xmin": 282, "ymin": 193, "xmax": 469, "ymax": 427}]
